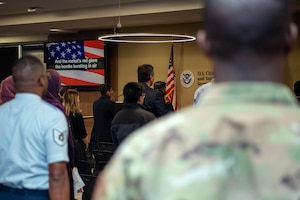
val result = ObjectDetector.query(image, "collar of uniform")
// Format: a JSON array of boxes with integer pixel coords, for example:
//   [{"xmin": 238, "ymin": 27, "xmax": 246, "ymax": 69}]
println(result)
[
  {"xmin": 141, "ymin": 82, "xmax": 151, "ymax": 89},
  {"xmin": 202, "ymin": 82, "xmax": 297, "ymax": 106},
  {"xmin": 15, "ymin": 93, "xmax": 42, "ymax": 101},
  {"xmin": 100, "ymin": 95, "xmax": 110, "ymax": 100},
  {"xmin": 123, "ymin": 103, "xmax": 142, "ymax": 109}
]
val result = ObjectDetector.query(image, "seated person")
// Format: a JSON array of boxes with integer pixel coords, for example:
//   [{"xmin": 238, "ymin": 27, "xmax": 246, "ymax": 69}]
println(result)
[{"xmin": 111, "ymin": 82, "xmax": 156, "ymax": 147}]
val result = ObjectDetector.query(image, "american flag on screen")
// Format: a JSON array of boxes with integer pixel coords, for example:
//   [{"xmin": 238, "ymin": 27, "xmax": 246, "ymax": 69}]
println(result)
[
  {"xmin": 46, "ymin": 40, "xmax": 105, "ymax": 86},
  {"xmin": 166, "ymin": 44, "xmax": 178, "ymax": 111},
  {"xmin": 47, "ymin": 40, "xmax": 104, "ymax": 60}
]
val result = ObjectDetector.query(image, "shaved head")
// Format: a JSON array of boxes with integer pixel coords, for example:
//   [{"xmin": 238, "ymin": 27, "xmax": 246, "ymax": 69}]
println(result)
[
  {"xmin": 12, "ymin": 56, "xmax": 45, "ymax": 84},
  {"xmin": 204, "ymin": 0, "xmax": 291, "ymax": 60},
  {"xmin": 12, "ymin": 56, "xmax": 48, "ymax": 95}
]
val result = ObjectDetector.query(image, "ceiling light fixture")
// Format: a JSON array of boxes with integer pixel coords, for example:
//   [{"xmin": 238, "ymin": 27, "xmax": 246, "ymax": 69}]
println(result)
[
  {"xmin": 0, "ymin": 1, "xmax": 5, "ymax": 5},
  {"xmin": 98, "ymin": 33, "xmax": 196, "ymax": 43},
  {"xmin": 100, "ymin": 0, "xmax": 195, "ymax": 43},
  {"xmin": 49, "ymin": 28, "xmax": 77, "ymax": 33},
  {"xmin": 116, "ymin": 0, "xmax": 122, "ymax": 28},
  {"xmin": 49, "ymin": 28, "xmax": 64, "ymax": 32},
  {"xmin": 27, "ymin": 7, "xmax": 42, "ymax": 13}
]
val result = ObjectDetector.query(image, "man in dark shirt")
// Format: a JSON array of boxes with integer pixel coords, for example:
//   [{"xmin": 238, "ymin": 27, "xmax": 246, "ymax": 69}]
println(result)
[
  {"xmin": 89, "ymin": 84, "xmax": 117, "ymax": 151},
  {"xmin": 111, "ymin": 82, "xmax": 155, "ymax": 147},
  {"xmin": 137, "ymin": 64, "xmax": 167, "ymax": 117}
]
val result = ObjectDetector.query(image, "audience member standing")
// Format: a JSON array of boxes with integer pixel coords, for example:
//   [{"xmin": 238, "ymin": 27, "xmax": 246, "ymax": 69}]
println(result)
[
  {"xmin": 0, "ymin": 56, "xmax": 69, "ymax": 200},
  {"xmin": 154, "ymin": 81, "xmax": 174, "ymax": 112},
  {"xmin": 193, "ymin": 78, "xmax": 214, "ymax": 105},
  {"xmin": 111, "ymin": 82, "xmax": 156, "ymax": 147},
  {"xmin": 63, "ymin": 89, "xmax": 89, "ymax": 163},
  {"xmin": 89, "ymin": 84, "xmax": 117, "ymax": 151},
  {"xmin": 138, "ymin": 64, "xmax": 167, "ymax": 117},
  {"xmin": 43, "ymin": 69, "xmax": 75, "ymax": 200},
  {"xmin": 0, "ymin": 75, "xmax": 15, "ymax": 105},
  {"xmin": 93, "ymin": 0, "xmax": 300, "ymax": 199}
]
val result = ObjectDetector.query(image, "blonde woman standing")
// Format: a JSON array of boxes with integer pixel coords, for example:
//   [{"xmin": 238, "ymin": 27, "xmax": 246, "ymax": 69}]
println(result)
[{"xmin": 63, "ymin": 89, "xmax": 89, "ymax": 164}]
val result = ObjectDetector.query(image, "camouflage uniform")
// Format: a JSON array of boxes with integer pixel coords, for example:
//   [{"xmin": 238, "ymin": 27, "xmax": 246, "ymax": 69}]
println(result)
[{"xmin": 98, "ymin": 82, "xmax": 300, "ymax": 200}]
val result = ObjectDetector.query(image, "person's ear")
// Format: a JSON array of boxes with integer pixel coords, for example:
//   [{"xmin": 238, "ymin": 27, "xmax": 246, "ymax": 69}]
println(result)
[
  {"xmin": 197, "ymin": 30, "xmax": 212, "ymax": 57},
  {"xmin": 150, "ymin": 74, "xmax": 154, "ymax": 81},
  {"xmin": 286, "ymin": 22, "xmax": 298, "ymax": 52},
  {"xmin": 37, "ymin": 75, "xmax": 47, "ymax": 87},
  {"xmin": 137, "ymin": 96, "xmax": 144, "ymax": 105}
]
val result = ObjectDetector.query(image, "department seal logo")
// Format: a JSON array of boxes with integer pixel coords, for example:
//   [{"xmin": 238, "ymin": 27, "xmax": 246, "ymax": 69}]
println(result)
[{"xmin": 180, "ymin": 70, "xmax": 194, "ymax": 88}]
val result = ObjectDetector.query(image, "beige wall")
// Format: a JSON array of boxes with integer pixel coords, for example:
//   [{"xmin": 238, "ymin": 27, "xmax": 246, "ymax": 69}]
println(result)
[
  {"xmin": 4, "ymin": 21, "xmax": 300, "ymax": 136},
  {"xmin": 79, "ymin": 21, "xmax": 300, "ymax": 125},
  {"xmin": 116, "ymin": 22, "xmax": 212, "ymax": 108},
  {"xmin": 116, "ymin": 22, "xmax": 300, "ymax": 109},
  {"xmin": 78, "ymin": 22, "xmax": 213, "ymax": 135}
]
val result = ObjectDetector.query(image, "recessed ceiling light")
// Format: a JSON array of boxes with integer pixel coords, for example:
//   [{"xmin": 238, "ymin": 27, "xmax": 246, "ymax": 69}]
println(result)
[
  {"xmin": 0, "ymin": 1, "xmax": 6, "ymax": 5},
  {"xmin": 49, "ymin": 28, "xmax": 62, "ymax": 32},
  {"xmin": 27, "ymin": 7, "xmax": 42, "ymax": 13},
  {"xmin": 49, "ymin": 28, "xmax": 77, "ymax": 33}
]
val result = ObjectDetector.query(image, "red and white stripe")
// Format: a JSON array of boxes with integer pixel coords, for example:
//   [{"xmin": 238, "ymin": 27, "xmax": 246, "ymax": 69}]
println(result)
[
  {"xmin": 166, "ymin": 45, "xmax": 178, "ymax": 111},
  {"xmin": 84, "ymin": 40, "xmax": 104, "ymax": 58},
  {"xmin": 58, "ymin": 69, "xmax": 105, "ymax": 86}
]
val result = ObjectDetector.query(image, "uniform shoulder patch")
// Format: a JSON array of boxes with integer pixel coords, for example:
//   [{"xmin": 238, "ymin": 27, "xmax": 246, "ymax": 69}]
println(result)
[{"xmin": 53, "ymin": 129, "xmax": 67, "ymax": 146}]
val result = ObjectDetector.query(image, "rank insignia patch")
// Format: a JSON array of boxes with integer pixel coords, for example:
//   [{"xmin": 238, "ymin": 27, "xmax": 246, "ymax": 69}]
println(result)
[{"xmin": 53, "ymin": 129, "xmax": 67, "ymax": 146}]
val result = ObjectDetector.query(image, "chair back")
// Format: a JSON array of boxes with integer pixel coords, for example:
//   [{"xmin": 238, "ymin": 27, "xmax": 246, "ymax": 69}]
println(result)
[
  {"xmin": 92, "ymin": 150, "xmax": 114, "ymax": 173},
  {"xmin": 97, "ymin": 142, "xmax": 116, "ymax": 152},
  {"xmin": 77, "ymin": 160, "xmax": 93, "ymax": 175},
  {"xmin": 81, "ymin": 174, "xmax": 97, "ymax": 200}
]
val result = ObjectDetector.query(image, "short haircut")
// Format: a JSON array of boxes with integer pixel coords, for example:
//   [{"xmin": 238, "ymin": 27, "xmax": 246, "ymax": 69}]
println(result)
[
  {"xmin": 204, "ymin": 0, "xmax": 291, "ymax": 60},
  {"xmin": 99, "ymin": 83, "xmax": 111, "ymax": 95},
  {"xmin": 137, "ymin": 64, "xmax": 154, "ymax": 83},
  {"xmin": 123, "ymin": 82, "xmax": 144, "ymax": 104},
  {"xmin": 154, "ymin": 81, "xmax": 166, "ymax": 90},
  {"xmin": 12, "ymin": 56, "xmax": 44, "ymax": 84}
]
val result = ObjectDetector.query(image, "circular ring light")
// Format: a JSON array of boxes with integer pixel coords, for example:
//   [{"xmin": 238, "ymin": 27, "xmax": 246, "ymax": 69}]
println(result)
[{"xmin": 98, "ymin": 33, "xmax": 196, "ymax": 43}]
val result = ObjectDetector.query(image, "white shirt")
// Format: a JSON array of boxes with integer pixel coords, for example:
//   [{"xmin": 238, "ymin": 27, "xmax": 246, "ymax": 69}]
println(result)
[
  {"xmin": 0, "ymin": 93, "xmax": 69, "ymax": 189},
  {"xmin": 193, "ymin": 79, "xmax": 214, "ymax": 105}
]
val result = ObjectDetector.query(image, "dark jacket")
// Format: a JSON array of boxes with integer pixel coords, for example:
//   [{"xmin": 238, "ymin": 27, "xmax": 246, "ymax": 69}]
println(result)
[
  {"xmin": 141, "ymin": 82, "xmax": 168, "ymax": 117},
  {"xmin": 69, "ymin": 112, "xmax": 88, "ymax": 163},
  {"xmin": 111, "ymin": 103, "xmax": 156, "ymax": 146},
  {"xmin": 69, "ymin": 112, "xmax": 87, "ymax": 141},
  {"xmin": 89, "ymin": 95, "xmax": 117, "ymax": 151}
]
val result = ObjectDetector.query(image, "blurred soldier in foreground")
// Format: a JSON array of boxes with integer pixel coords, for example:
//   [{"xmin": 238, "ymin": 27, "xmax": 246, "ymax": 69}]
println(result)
[{"xmin": 93, "ymin": 0, "xmax": 300, "ymax": 199}]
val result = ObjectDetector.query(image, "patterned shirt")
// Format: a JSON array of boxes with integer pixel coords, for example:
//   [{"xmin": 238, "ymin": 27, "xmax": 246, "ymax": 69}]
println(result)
[{"xmin": 97, "ymin": 82, "xmax": 300, "ymax": 200}]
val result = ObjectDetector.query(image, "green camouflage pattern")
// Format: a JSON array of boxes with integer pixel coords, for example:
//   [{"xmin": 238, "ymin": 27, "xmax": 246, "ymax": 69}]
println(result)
[{"xmin": 97, "ymin": 82, "xmax": 300, "ymax": 200}]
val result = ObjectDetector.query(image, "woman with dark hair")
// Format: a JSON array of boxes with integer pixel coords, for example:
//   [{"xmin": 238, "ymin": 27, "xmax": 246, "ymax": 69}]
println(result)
[
  {"xmin": 43, "ymin": 69, "xmax": 75, "ymax": 200},
  {"xmin": 89, "ymin": 83, "xmax": 117, "ymax": 151}
]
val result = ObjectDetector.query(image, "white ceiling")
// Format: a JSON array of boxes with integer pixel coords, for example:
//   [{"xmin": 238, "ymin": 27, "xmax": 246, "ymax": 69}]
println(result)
[{"xmin": 0, "ymin": 0, "xmax": 203, "ymax": 43}]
